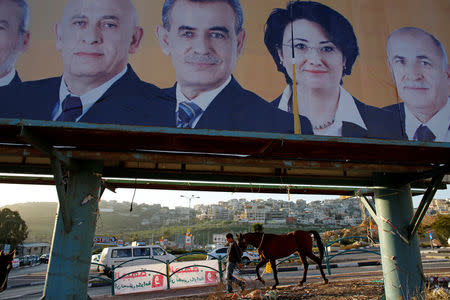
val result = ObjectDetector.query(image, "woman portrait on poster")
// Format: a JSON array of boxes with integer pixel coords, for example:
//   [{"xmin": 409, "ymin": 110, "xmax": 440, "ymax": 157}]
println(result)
[{"xmin": 264, "ymin": 1, "xmax": 402, "ymax": 139}]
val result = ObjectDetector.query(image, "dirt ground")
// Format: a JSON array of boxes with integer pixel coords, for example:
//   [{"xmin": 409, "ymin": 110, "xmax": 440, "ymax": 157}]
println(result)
[
  {"xmin": 171, "ymin": 279, "xmax": 450, "ymax": 300},
  {"xmin": 174, "ymin": 280, "xmax": 385, "ymax": 299}
]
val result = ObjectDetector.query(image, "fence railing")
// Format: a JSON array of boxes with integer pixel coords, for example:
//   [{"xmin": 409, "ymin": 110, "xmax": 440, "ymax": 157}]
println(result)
[
  {"xmin": 89, "ymin": 240, "xmax": 380, "ymax": 295},
  {"xmin": 324, "ymin": 236, "xmax": 380, "ymax": 275},
  {"xmin": 90, "ymin": 252, "xmax": 225, "ymax": 295}
]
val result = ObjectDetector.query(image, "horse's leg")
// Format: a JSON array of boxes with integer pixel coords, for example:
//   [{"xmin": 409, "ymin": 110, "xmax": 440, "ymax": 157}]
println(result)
[
  {"xmin": 298, "ymin": 252, "xmax": 309, "ymax": 286},
  {"xmin": 307, "ymin": 252, "xmax": 328, "ymax": 284},
  {"xmin": 270, "ymin": 259, "xmax": 279, "ymax": 290},
  {"xmin": 255, "ymin": 259, "xmax": 267, "ymax": 285}
]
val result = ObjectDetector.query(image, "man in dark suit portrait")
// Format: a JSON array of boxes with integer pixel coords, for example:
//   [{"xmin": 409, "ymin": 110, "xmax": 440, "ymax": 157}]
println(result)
[
  {"xmin": 156, "ymin": 0, "xmax": 311, "ymax": 133},
  {"xmin": 0, "ymin": 0, "xmax": 175, "ymax": 127},
  {"xmin": 385, "ymin": 27, "xmax": 449, "ymax": 142},
  {"xmin": 0, "ymin": 0, "xmax": 30, "ymax": 86}
]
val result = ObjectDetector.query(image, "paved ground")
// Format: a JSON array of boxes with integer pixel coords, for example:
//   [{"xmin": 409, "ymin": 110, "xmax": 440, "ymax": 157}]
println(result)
[{"xmin": 1, "ymin": 248, "xmax": 448, "ymax": 300}]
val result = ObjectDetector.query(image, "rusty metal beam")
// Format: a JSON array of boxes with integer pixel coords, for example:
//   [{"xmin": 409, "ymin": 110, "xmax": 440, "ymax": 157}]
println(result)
[
  {"xmin": 18, "ymin": 127, "xmax": 78, "ymax": 170},
  {"xmin": 1, "ymin": 119, "xmax": 449, "ymax": 166},
  {"xmin": 0, "ymin": 144, "xmax": 435, "ymax": 174}
]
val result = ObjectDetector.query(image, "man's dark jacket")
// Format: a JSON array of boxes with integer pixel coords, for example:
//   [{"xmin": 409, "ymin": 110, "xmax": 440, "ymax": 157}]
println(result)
[
  {"xmin": 11, "ymin": 72, "xmax": 21, "ymax": 85},
  {"xmin": 163, "ymin": 77, "xmax": 313, "ymax": 134},
  {"xmin": 383, "ymin": 102, "xmax": 409, "ymax": 139},
  {"xmin": 0, "ymin": 65, "xmax": 176, "ymax": 127},
  {"xmin": 227, "ymin": 241, "xmax": 242, "ymax": 263}
]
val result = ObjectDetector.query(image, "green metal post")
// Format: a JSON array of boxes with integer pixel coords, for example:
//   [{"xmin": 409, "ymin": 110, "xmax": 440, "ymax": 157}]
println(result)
[
  {"xmin": 218, "ymin": 257, "xmax": 223, "ymax": 283},
  {"xmin": 325, "ymin": 247, "xmax": 331, "ymax": 275},
  {"xmin": 42, "ymin": 160, "xmax": 103, "ymax": 300},
  {"xmin": 166, "ymin": 260, "xmax": 170, "ymax": 290},
  {"xmin": 111, "ymin": 265, "xmax": 115, "ymax": 296},
  {"xmin": 373, "ymin": 177, "xmax": 424, "ymax": 299}
]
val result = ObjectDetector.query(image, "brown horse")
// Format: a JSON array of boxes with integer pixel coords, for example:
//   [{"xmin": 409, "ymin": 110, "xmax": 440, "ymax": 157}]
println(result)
[
  {"xmin": 237, "ymin": 231, "xmax": 328, "ymax": 289},
  {"xmin": 0, "ymin": 250, "xmax": 15, "ymax": 292}
]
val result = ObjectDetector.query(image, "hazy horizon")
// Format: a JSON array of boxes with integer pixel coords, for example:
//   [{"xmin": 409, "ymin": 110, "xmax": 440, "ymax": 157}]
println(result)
[{"xmin": 1, "ymin": 183, "xmax": 449, "ymax": 210}]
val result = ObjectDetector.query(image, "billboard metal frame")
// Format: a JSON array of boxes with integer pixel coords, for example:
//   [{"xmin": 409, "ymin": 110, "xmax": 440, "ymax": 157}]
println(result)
[{"xmin": 0, "ymin": 119, "xmax": 449, "ymax": 299}]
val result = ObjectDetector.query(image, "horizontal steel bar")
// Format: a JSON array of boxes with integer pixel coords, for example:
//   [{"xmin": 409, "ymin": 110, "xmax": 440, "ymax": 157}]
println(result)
[
  {"xmin": 0, "ymin": 118, "xmax": 447, "ymax": 148},
  {"xmin": 0, "ymin": 175, "xmax": 428, "ymax": 196}
]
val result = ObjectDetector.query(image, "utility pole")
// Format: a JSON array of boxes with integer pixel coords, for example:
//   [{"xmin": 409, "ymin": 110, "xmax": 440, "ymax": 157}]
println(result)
[
  {"xmin": 180, "ymin": 194, "xmax": 199, "ymax": 227},
  {"xmin": 180, "ymin": 194, "xmax": 199, "ymax": 249}
]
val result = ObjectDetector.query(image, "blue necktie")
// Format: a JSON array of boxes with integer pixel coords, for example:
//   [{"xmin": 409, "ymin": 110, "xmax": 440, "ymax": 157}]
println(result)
[
  {"xmin": 56, "ymin": 95, "xmax": 82, "ymax": 122},
  {"xmin": 413, "ymin": 124, "xmax": 436, "ymax": 142},
  {"xmin": 177, "ymin": 101, "xmax": 203, "ymax": 128}
]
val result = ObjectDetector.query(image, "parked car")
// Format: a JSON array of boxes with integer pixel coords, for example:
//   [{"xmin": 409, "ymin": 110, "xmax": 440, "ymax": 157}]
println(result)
[
  {"xmin": 21, "ymin": 255, "xmax": 33, "ymax": 266},
  {"xmin": 90, "ymin": 254, "xmax": 101, "ymax": 272},
  {"xmin": 99, "ymin": 245, "xmax": 176, "ymax": 276},
  {"xmin": 39, "ymin": 254, "xmax": 49, "ymax": 264},
  {"xmin": 206, "ymin": 247, "xmax": 260, "ymax": 264},
  {"xmin": 28, "ymin": 255, "xmax": 39, "ymax": 265}
]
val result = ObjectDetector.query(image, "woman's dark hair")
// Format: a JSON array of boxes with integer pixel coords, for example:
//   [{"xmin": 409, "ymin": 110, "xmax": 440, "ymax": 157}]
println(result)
[{"xmin": 264, "ymin": 1, "xmax": 359, "ymax": 85}]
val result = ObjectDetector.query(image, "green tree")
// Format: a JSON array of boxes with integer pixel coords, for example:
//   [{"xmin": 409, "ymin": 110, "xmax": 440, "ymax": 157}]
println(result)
[
  {"xmin": 251, "ymin": 223, "xmax": 264, "ymax": 233},
  {"xmin": 431, "ymin": 214, "xmax": 450, "ymax": 246},
  {"xmin": 0, "ymin": 208, "xmax": 29, "ymax": 249}
]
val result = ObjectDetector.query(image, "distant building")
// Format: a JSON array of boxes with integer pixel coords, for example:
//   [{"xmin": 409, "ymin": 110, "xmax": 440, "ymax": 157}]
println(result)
[
  {"xmin": 213, "ymin": 234, "xmax": 227, "ymax": 246},
  {"xmin": 210, "ymin": 205, "xmax": 230, "ymax": 220},
  {"xmin": 427, "ymin": 199, "xmax": 450, "ymax": 215},
  {"xmin": 286, "ymin": 215, "xmax": 296, "ymax": 225},
  {"xmin": 17, "ymin": 243, "xmax": 50, "ymax": 256},
  {"xmin": 243, "ymin": 203, "xmax": 267, "ymax": 223}
]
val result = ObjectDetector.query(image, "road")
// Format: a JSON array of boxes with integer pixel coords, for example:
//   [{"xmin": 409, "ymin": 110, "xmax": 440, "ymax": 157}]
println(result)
[{"xmin": 1, "ymin": 250, "xmax": 449, "ymax": 300}]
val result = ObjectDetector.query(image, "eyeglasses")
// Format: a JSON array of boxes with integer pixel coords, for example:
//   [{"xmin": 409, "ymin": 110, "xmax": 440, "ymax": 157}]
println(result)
[{"xmin": 282, "ymin": 43, "xmax": 340, "ymax": 58}]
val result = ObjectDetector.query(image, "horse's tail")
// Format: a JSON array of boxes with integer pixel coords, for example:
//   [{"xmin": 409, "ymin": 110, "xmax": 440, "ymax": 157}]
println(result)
[{"xmin": 309, "ymin": 230, "xmax": 324, "ymax": 260}]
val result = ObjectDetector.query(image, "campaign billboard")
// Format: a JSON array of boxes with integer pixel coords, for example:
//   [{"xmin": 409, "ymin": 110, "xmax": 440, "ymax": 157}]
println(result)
[{"xmin": 0, "ymin": 0, "xmax": 448, "ymax": 142}]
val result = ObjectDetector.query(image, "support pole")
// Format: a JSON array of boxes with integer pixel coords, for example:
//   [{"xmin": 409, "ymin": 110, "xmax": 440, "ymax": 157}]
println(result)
[
  {"xmin": 373, "ymin": 175, "xmax": 424, "ymax": 299},
  {"xmin": 42, "ymin": 160, "xmax": 103, "ymax": 300},
  {"xmin": 358, "ymin": 195, "xmax": 378, "ymax": 224},
  {"xmin": 407, "ymin": 172, "xmax": 445, "ymax": 240}
]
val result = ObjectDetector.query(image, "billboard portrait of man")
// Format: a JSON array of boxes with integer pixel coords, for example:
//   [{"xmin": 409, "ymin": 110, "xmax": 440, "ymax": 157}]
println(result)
[
  {"xmin": 156, "ymin": 0, "xmax": 312, "ymax": 133},
  {"xmin": 0, "ymin": 0, "xmax": 30, "ymax": 86},
  {"xmin": 0, "ymin": 0, "xmax": 175, "ymax": 126},
  {"xmin": 385, "ymin": 27, "xmax": 450, "ymax": 142}
]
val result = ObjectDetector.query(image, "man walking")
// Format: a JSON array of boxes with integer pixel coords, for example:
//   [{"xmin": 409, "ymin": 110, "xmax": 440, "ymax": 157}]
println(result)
[{"xmin": 225, "ymin": 232, "xmax": 245, "ymax": 293}]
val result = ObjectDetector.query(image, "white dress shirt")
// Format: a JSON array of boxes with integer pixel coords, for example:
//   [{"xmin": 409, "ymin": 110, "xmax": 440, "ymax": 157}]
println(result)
[
  {"xmin": 0, "ymin": 69, "xmax": 16, "ymax": 87},
  {"xmin": 176, "ymin": 76, "xmax": 231, "ymax": 128},
  {"xmin": 52, "ymin": 66, "xmax": 128, "ymax": 121},
  {"xmin": 278, "ymin": 85, "xmax": 367, "ymax": 136},
  {"xmin": 404, "ymin": 97, "xmax": 450, "ymax": 142}
]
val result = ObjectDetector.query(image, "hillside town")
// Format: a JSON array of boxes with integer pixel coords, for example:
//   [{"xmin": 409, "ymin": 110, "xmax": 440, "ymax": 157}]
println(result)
[
  {"xmin": 100, "ymin": 197, "xmax": 450, "ymax": 228},
  {"xmin": 7, "ymin": 197, "xmax": 449, "ymax": 256}
]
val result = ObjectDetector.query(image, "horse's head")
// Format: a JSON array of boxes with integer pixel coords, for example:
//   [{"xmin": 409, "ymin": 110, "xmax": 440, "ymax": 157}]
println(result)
[
  {"xmin": 0, "ymin": 250, "xmax": 15, "ymax": 292},
  {"xmin": 236, "ymin": 233, "xmax": 249, "ymax": 251}
]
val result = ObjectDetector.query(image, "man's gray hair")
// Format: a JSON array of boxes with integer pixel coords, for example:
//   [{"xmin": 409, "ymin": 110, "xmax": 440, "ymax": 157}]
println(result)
[
  {"xmin": 162, "ymin": 0, "xmax": 244, "ymax": 34},
  {"xmin": 9, "ymin": 0, "xmax": 29, "ymax": 35},
  {"xmin": 387, "ymin": 27, "xmax": 448, "ymax": 70}
]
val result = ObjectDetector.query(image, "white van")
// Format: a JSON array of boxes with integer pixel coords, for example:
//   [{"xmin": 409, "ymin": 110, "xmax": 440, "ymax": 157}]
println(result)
[{"xmin": 99, "ymin": 245, "xmax": 176, "ymax": 273}]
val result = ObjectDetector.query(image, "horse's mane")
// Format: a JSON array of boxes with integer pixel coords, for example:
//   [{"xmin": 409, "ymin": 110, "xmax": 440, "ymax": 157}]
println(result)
[{"xmin": 243, "ymin": 232, "xmax": 264, "ymax": 247}]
